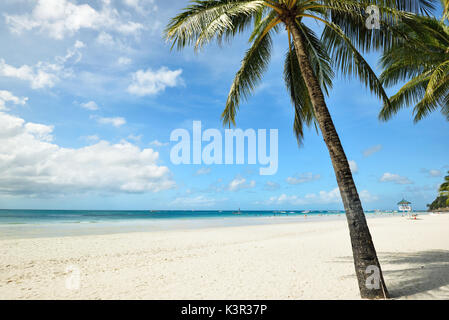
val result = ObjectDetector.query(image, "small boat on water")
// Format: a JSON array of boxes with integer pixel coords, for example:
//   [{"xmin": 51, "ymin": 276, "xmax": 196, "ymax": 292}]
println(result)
[{"xmin": 232, "ymin": 208, "xmax": 242, "ymax": 215}]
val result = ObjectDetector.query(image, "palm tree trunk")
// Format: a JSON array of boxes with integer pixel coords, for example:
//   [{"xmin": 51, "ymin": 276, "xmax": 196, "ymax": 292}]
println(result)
[{"xmin": 288, "ymin": 21, "xmax": 389, "ymax": 299}]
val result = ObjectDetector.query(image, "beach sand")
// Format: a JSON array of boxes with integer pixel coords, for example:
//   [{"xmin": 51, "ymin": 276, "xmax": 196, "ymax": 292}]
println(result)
[{"xmin": 1, "ymin": 214, "xmax": 448, "ymax": 300}]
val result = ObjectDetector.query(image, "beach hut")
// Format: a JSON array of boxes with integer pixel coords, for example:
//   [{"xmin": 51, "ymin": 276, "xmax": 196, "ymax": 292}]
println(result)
[
  {"xmin": 397, "ymin": 199, "xmax": 418, "ymax": 219},
  {"xmin": 397, "ymin": 199, "xmax": 412, "ymax": 212}
]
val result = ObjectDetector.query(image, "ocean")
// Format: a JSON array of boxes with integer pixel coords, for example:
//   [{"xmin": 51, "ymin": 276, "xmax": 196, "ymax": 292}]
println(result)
[{"xmin": 0, "ymin": 209, "xmax": 425, "ymax": 239}]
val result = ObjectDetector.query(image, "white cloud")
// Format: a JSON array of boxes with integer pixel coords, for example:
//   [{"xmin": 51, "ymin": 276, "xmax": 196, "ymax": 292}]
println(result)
[
  {"xmin": 421, "ymin": 168, "xmax": 442, "ymax": 177},
  {"xmin": 0, "ymin": 59, "xmax": 58, "ymax": 89},
  {"xmin": 359, "ymin": 190, "xmax": 379, "ymax": 202},
  {"xmin": 118, "ymin": 57, "xmax": 132, "ymax": 65},
  {"xmin": 380, "ymin": 172, "xmax": 413, "ymax": 185},
  {"xmin": 80, "ymin": 101, "xmax": 99, "ymax": 110},
  {"xmin": 82, "ymin": 135, "xmax": 100, "ymax": 142},
  {"xmin": 96, "ymin": 31, "xmax": 115, "ymax": 46},
  {"xmin": 267, "ymin": 189, "xmax": 339, "ymax": 206},
  {"xmin": 363, "ymin": 144, "xmax": 382, "ymax": 157},
  {"xmin": 266, "ymin": 188, "xmax": 377, "ymax": 205},
  {"xmin": 195, "ymin": 167, "xmax": 211, "ymax": 175},
  {"xmin": 228, "ymin": 177, "xmax": 256, "ymax": 192},
  {"xmin": 0, "ymin": 41, "xmax": 84, "ymax": 89},
  {"xmin": 95, "ymin": 116, "xmax": 126, "ymax": 127},
  {"xmin": 5, "ymin": 0, "xmax": 144, "ymax": 40},
  {"xmin": 127, "ymin": 134, "xmax": 142, "ymax": 142},
  {"xmin": 149, "ymin": 139, "xmax": 168, "ymax": 147},
  {"xmin": 349, "ymin": 160, "xmax": 358, "ymax": 174},
  {"xmin": 127, "ymin": 67, "xmax": 183, "ymax": 96},
  {"xmin": 123, "ymin": 0, "xmax": 143, "ymax": 11},
  {"xmin": 429, "ymin": 169, "xmax": 442, "ymax": 177},
  {"xmin": 123, "ymin": 0, "xmax": 158, "ymax": 14},
  {"xmin": 0, "ymin": 90, "xmax": 28, "ymax": 110},
  {"xmin": 24, "ymin": 122, "xmax": 54, "ymax": 142},
  {"xmin": 286, "ymin": 172, "xmax": 320, "ymax": 185},
  {"xmin": 0, "ymin": 112, "xmax": 174, "ymax": 196}
]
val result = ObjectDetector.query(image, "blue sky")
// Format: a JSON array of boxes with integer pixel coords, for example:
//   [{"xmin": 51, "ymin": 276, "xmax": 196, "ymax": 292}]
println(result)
[{"xmin": 0, "ymin": 0, "xmax": 447, "ymax": 211}]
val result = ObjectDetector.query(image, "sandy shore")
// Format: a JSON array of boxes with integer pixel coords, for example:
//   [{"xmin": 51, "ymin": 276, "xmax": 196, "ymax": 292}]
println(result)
[{"xmin": 1, "ymin": 213, "xmax": 448, "ymax": 299}]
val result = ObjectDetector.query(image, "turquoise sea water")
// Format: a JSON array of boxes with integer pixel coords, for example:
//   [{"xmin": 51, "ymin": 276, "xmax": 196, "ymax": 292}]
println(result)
[
  {"xmin": 0, "ymin": 209, "xmax": 348, "ymax": 224},
  {"xmin": 0, "ymin": 209, "xmax": 428, "ymax": 239}
]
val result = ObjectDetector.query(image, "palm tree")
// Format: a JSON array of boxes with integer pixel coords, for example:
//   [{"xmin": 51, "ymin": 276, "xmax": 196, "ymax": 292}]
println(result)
[
  {"xmin": 165, "ymin": 0, "xmax": 434, "ymax": 299},
  {"xmin": 442, "ymin": 0, "xmax": 449, "ymax": 20},
  {"xmin": 439, "ymin": 171, "xmax": 449, "ymax": 204},
  {"xmin": 379, "ymin": 15, "xmax": 449, "ymax": 122}
]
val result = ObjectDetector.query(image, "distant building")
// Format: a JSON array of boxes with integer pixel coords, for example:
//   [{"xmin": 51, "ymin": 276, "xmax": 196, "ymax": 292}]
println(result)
[{"xmin": 397, "ymin": 199, "xmax": 412, "ymax": 212}]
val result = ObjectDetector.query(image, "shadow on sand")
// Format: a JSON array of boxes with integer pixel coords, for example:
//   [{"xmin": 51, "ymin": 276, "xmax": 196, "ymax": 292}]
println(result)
[{"xmin": 339, "ymin": 250, "xmax": 449, "ymax": 299}]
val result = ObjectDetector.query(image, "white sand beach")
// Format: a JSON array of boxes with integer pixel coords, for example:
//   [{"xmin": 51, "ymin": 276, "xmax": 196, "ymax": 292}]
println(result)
[{"xmin": 1, "ymin": 213, "xmax": 448, "ymax": 300}]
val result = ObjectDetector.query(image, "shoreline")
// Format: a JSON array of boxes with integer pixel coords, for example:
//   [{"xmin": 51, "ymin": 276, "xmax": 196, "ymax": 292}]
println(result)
[
  {"xmin": 0, "ymin": 211, "xmax": 433, "ymax": 240},
  {"xmin": 1, "ymin": 213, "xmax": 448, "ymax": 299}
]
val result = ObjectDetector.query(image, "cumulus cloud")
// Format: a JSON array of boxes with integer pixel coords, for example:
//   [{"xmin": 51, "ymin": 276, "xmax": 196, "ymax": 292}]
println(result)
[
  {"xmin": 5, "ymin": 0, "xmax": 144, "ymax": 40},
  {"xmin": 80, "ymin": 101, "xmax": 99, "ymax": 110},
  {"xmin": 358, "ymin": 190, "xmax": 379, "ymax": 202},
  {"xmin": 118, "ymin": 57, "xmax": 132, "ymax": 65},
  {"xmin": 123, "ymin": 0, "xmax": 154, "ymax": 12},
  {"xmin": 25, "ymin": 122, "xmax": 54, "ymax": 142},
  {"xmin": 0, "ymin": 90, "xmax": 28, "ymax": 110},
  {"xmin": 96, "ymin": 31, "xmax": 115, "ymax": 46},
  {"xmin": 127, "ymin": 67, "xmax": 183, "ymax": 96},
  {"xmin": 0, "ymin": 112, "xmax": 174, "ymax": 196},
  {"xmin": 228, "ymin": 177, "xmax": 256, "ymax": 192},
  {"xmin": 0, "ymin": 41, "xmax": 84, "ymax": 89},
  {"xmin": 267, "ymin": 189, "xmax": 341, "ymax": 206},
  {"xmin": 0, "ymin": 59, "xmax": 58, "ymax": 89},
  {"xmin": 81, "ymin": 135, "xmax": 100, "ymax": 143},
  {"xmin": 149, "ymin": 139, "xmax": 169, "ymax": 147},
  {"xmin": 349, "ymin": 160, "xmax": 358, "ymax": 174},
  {"xmin": 124, "ymin": 0, "xmax": 142, "ymax": 9},
  {"xmin": 127, "ymin": 134, "xmax": 142, "ymax": 142},
  {"xmin": 286, "ymin": 172, "xmax": 320, "ymax": 185},
  {"xmin": 420, "ymin": 168, "xmax": 442, "ymax": 177},
  {"xmin": 94, "ymin": 116, "xmax": 126, "ymax": 127},
  {"xmin": 363, "ymin": 144, "xmax": 382, "ymax": 157},
  {"xmin": 380, "ymin": 172, "xmax": 413, "ymax": 185},
  {"xmin": 266, "ymin": 188, "xmax": 378, "ymax": 205}
]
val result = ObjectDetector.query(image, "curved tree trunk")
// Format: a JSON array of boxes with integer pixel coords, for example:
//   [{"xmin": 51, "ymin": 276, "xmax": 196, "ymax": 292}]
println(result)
[{"xmin": 288, "ymin": 21, "xmax": 389, "ymax": 299}]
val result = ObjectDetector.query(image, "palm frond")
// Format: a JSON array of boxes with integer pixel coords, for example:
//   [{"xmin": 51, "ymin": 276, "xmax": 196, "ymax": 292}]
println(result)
[
  {"xmin": 379, "ymin": 71, "xmax": 431, "ymax": 120},
  {"xmin": 284, "ymin": 43, "xmax": 315, "ymax": 146},
  {"xmin": 165, "ymin": 0, "xmax": 264, "ymax": 50},
  {"xmin": 221, "ymin": 14, "xmax": 275, "ymax": 126},
  {"xmin": 321, "ymin": 21, "xmax": 391, "ymax": 109},
  {"xmin": 379, "ymin": 15, "xmax": 449, "ymax": 122}
]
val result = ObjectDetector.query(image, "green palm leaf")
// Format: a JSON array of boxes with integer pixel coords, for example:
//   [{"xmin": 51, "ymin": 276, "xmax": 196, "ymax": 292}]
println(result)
[
  {"xmin": 222, "ymin": 15, "xmax": 274, "ymax": 126},
  {"xmin": 380, "ymin": 15, "xmax": 449, "ymax": 122}
]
